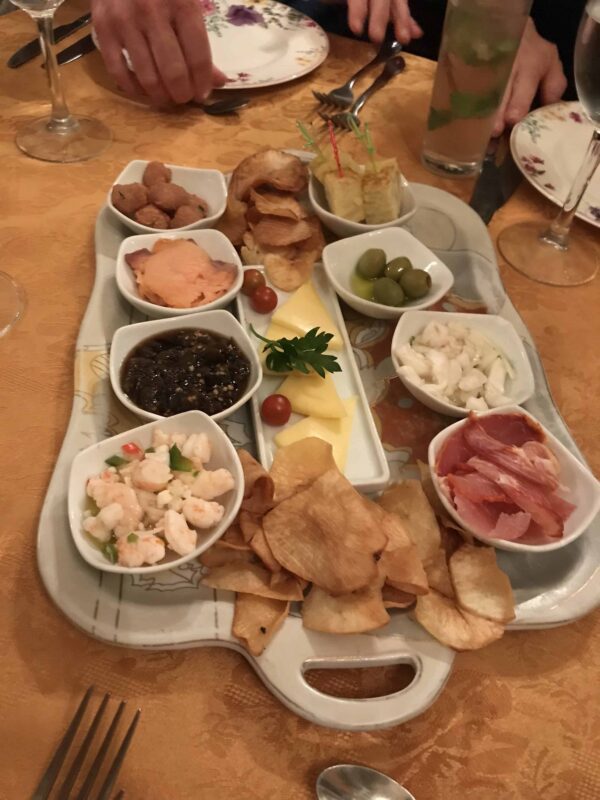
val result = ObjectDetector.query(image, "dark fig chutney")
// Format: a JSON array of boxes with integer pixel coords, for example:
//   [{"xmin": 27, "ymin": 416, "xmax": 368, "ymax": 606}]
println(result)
[{"xmin": 121, "ymin": 328, "xmax": 251, "ymax": 416}]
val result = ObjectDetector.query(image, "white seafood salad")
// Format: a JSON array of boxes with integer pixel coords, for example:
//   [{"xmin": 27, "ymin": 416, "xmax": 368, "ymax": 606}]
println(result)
[
  {"xmin": 83, "ymin": 429, "xmax": 235, "ymax": 567},
  {"xmin": 395, "ymin": 320, "xmax": 515, "ymax": 411}
]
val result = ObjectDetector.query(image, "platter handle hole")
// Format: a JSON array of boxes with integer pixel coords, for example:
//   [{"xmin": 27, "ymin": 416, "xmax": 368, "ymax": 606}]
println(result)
[{"xmin": 303, "ymin": 662, "xmax": 416, "ymax": 700}]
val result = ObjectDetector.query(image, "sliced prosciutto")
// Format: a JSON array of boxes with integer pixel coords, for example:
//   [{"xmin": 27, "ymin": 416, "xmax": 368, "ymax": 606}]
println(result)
[{"xmin": 435, "ymin": 412, "xmax": 575, "ymax": 544}]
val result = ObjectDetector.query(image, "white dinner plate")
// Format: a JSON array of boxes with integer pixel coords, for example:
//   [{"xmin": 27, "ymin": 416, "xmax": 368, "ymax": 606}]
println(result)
[
  {"xmin": 510, "ymin": 101, "xmax": 600, "ymax": 229},
  {"xmin": 205, "ymin": 0, "xmax": 329, "ymax": 89}
]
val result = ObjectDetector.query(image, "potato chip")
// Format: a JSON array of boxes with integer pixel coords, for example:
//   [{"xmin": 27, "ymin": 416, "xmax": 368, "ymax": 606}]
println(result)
[
  {"xmin": 381, "ymin": 585, "xmax": 415, "ymax": 608},
  {"xmin": 216, "ymin": 196, "xmax": 248, "ymax": 246},
  {"xmin": 239, "ymin": 512, "xmax": 281, "ymax": 573},
  {"xmin": 221, "ymin": 523, "xmax": 251, "ymax": 551},
  {"xmin": 202, "ymin": 562, "xmax": 304, "ymax": 601},
  {"xmin": 369, "ymin": 499, "xmax": 429, "ymax": 595},
  {"xmin": 264, "ymin": 468, "xmax": 387, "ymax": 595},
  {"xmin": 251, "ymin": 216, "xmax": 313, "ymax": 248},
  {"xmin": 449, "ymin": 544, "xmax": 515, "ymax": 624},
  {"xmin": 228, "ymin": 149, "xmax": 307, "ymax": 203},
  {"xmin": 250, "ymin": 189, "xmax": 306, "ymax": 221},
  {"xmin": 199, "ymin": 543, "xmax": 256, "ymax": 569},
  {"xmin": 232, "ymin": 593, "xmax": 289, "ymax": 656},
  {"xmin": 415, "ymin": 589, "xmax": 505, "ymax": 650},
  {"xmin": 270, "ymin": 437, "xmax": 337, "ymax": 504},
  {"xmin": 424, "ymin": 549, "xmax": 454, "ymax": 599},
  {"xmin": 264, "ymin": 252, "xmax": 311, "ymax": 293},
  {"xmin": 376, "ymin": 481, "xmax": 441, "ymax": 565},
  {"xmin": 237, "ymin": 449, "xmax": 274, "ymax": 514},
  {"xmin": 302, "ymin": 584, "xmax": 390, "ymax": 634}
]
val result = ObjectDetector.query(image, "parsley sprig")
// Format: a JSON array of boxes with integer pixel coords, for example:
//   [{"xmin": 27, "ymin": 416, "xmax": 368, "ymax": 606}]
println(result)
[{"xmin": 250, "ymin": 325, "xmax": 341, "ymax": 378}]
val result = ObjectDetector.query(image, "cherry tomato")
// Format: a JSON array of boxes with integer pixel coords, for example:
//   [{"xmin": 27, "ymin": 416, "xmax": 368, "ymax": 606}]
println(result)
[
  {"xmin": 121, "ymin": 442, "xmax": 144, "ymax": 460},
  {"xmin": 251, "ymin": 285, "xmax": 278, "ymax": 314},
  {"xmin": 242, "ymin": 268, "xmax": 266, "ymax": 297},
  {"xmin": 261, "ymin": 394, "xmax": 292, "ymax": 426}
]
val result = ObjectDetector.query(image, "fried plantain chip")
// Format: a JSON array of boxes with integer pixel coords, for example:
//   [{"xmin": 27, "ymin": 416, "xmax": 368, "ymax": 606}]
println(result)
[
  {"xmin": 251, "ymin": 216, "xmax": 313, "ymax": 248},
  {"xmin": 415, "ymin": 589, "xmax": 505, "ymax": 650},
  {"xmin": 302, "ymin": 583, "xmax": 390, "ymax": 634},
  {"xmin": 377, "ymin": 480, "xmax": 441, "ymax": 565},
  {"xmin": 250, "ymin": 188, "xmax": 306, "ymax": 220},
  {"xmin": 270, "ymin": 437, "xmax": 337, "ymax": 504},
  {"xmin": 449, "ymin": 544, "xmax": 515, "ymax": 624},
  {"xmin": 381, "ymin": 585, "xmax": 416, "ymax": 609},
  {"xmin": 370, "ymin": 499, "xmax": 429, "ymax": 595},
  {"xmin": 238, "ymin": 449, "xmax": 274, "ymax": 514},
  {"xmin": 424, "ymin": 548, "xmax": 454, "ymax": 599},
  {"xmin": 232, "ymin": 593, "xmax": 289, "ymax": 656},
  {"xmin": 202, "ymin": 562, "xmax": 304, "ymax": 600},
  {"xmin": 264, "ymin": 468, "xmax": 387, "ymax": 595}
]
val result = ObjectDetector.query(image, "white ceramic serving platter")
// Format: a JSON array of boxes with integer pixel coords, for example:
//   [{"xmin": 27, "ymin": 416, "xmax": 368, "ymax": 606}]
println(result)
[
  {"xmin": 510, "ymin": 101, "xmax": 600, "ymax": 229},
  {"xmin": 37, "ymin": 182, "xmax": 600, "ymax": 731},
  {"xmin": 235, "ymin": 266, "xmax": 390, "ymax": 493}
]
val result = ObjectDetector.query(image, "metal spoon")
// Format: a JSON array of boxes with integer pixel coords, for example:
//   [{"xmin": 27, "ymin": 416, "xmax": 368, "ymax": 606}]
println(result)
[
  {"xmin": 200, "ymin": 95, "xmax": 250, "ymax": 115},
  {"xmin": 316, "ymin": 765, "xmax": 416, "ymax": 800}
]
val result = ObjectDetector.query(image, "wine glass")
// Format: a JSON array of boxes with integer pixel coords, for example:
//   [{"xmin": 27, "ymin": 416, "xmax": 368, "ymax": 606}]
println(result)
[
  {"xmin": 11, "ymin": 0, "xmax": 111, "ymax": 162},
  {"xmin": 0, "ymin": 272, "xmax": 25, "ymax": 337},
  {"xmin": 498, "ymin": 0, "xmax": 600, "ymax": 286}
]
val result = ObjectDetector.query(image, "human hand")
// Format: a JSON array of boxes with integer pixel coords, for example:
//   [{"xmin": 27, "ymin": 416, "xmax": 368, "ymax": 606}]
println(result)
[
  {"xmin": 492, "ymin": 17, "xmax": 567, "ymax": 136},
  {"xmin": 347, "ymin": 0, "xmax": 422, "ymax": 45},
  {"xmin": 91, "ymin": 0, "xmax": 227, "ymax": 107}
]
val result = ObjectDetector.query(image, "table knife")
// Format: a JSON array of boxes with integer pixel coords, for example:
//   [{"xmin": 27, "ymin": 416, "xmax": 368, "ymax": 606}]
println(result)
[
  {"xmin": 7, "ymin": 12, "xmax": 91, "ymax": 68},
  {"xmin": 55, "ymin": 33, "xmax": 96, "ymax": 66},
  {"xmin": 469, "ymin": 135, "xmax": 523, "ymax": 224}
]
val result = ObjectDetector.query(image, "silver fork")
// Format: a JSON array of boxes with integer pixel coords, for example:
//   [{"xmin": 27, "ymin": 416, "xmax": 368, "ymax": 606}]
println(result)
[
  {"xmin": 312, "ymin": 37, "xmax": 402, "ymax": 110},
  {"xmin": 319, "ymin": 55, "xmax": 406, "ymax": 131},
  {"xmin": 31, "ymin": 687, "xmax": 141, "ymax": 800}
]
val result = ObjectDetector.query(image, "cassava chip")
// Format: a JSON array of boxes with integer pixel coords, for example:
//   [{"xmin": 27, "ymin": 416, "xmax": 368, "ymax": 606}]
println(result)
[
  {"xmin": 240, "ymin": 512, "xmax": 281, "ymax": 572},
  {"xmin": 381, "ymin": 585, "xmax": 415, "ymax": 608},
  {"xmin": 270, "ymin": 437, "xmax": 337, "ymax": 504},
  {"xmin": 238, "ymin": 449, "xmax": 274, "ymax": 514},
  {"xmin": 251, "ymin": 215, "xmax": 312, "ymax": 247},
  {"xmin": 377, "ymin": 481, "xmax": 441, "ymax": 565},
  {"xmin": 202, "ymin": 562, "xmax": 303, "ymax": 600},
  {"xmin": 415, "ymin": 589, "xmax": 505, "ymax": 650},
  {"xmin": 232, "ymin": 593, "xmax": 289, "ymax": 656},
  {"xmin": 199, "ymin": 543, "xmax": 256, "ymax": 568},
  {"xmin": 250, "ymin": 189, "xmax": 306, "ymax": 220},
  {"xmin": 221, "ymin": 523, "xmax": 251, "ymax": 550},
  {"xmin": 263, "ymin": 468, "xmax": 387, "ymax": 595},
  {"xmin": 424, "ymin": 549, "xmax": 454, "ymax": 599},
  {"xmin": 369, "ymin": 499, "xmax": 429, "ymax": 595},
  {"xmin": 417, "ymin": 461, "xmax": 474, "ymax": 544},
  {"xmin": 449, "ymin": 544, "xmax": 515, "ymax": 623},
  {"xmin": 302, "ymin": 584, "xmax": 390, "ymax": 634}
]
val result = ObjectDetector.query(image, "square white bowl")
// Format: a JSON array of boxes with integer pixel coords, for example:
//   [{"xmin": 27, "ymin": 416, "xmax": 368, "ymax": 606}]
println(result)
[
  {"xmin": 391, "ymin": 311, "xmax": 535, "ymax": 417},
  {"xmin": 116, "ymin": 229, "xmax": 243, "ymax": 319},
  {"xmin": 428, "ymin": 405, "xmax": 600, "ymax": 553},
  {"xmin": 68, "ymin": 411, "xmax": 244, "ymax": 574},
  {"xmin": 322, "ymin": 227, "xmax": 454, "ymax": 320},
  {"xmin": 308, "ymin": 173, "xmax": 417, "ymax": 238},
  {"xmin": 109, "ymin": 309, "xmax": 262, "ymax": 423},
  {"xmin": 108, "ymin": 159, "xmax": 227, "ymax": 235}
]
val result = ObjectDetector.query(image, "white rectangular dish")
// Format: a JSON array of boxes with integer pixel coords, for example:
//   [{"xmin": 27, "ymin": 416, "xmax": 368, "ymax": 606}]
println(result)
[{"xmin": 235, "ymin": 266, "xmax": 390, "ymax": 494}]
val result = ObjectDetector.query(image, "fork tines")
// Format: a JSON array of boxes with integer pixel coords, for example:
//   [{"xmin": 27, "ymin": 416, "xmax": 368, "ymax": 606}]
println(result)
[{"xmin": 31, "ymin": 687, "xmax": 140, "ymax": 800}]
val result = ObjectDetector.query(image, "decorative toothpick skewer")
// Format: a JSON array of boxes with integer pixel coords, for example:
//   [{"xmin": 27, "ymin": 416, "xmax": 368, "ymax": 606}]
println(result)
[
  {"xmin": 327, "ymin": 120, "xmax": 344, "ymax": 178},
  {"xmin": 349, "ymin": 118, "xmax": 377, "ymax": 172},
  {"xmin": 296, "ymin": 120, "xmax": 323, "ymax": 156}
]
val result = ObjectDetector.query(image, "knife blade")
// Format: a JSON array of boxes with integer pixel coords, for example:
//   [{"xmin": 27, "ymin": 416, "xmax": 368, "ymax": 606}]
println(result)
[
  {"xmin": 7, "ymin": 12, "xmax": 91, "ymax": 69},
  {"xmin": 469, "ymin": 135, "xmax": 523, "ymax": 224},
  {"xmin": 55, "ymin": 33, "xmax": 96, "ymax": 66}
]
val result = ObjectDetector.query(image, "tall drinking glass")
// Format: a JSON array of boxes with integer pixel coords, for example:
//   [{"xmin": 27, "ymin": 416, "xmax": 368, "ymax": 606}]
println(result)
[
  {"xmin": 422, "ymin": 0, "xmax": 532, "ymax": 177},
  {"xmin": 11, "ymin": 0, "xmax": 111, "ymax": 162},
  {"xmin": 497, "ymin": 1, "xmax": 599, "ymax": 286}
]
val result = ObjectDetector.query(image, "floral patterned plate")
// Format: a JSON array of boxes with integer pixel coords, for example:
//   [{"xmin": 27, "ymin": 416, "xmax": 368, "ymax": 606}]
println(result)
[
  {"xmin": 510, "ymin": 101, "xmax": 600, "ymax": 229},
  {"xmin": 204, "ymin": 0, "xmax": 329, "ymax": 89}
]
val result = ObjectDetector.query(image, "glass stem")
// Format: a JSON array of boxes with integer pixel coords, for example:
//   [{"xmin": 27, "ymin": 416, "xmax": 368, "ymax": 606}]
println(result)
[
  {"xmin": 542, "ymin": 128, "xmax": 600, "ymax": 250},
  {"xmin": 35, "ymin": 14, "xmax": 76, "ymax": 132}
]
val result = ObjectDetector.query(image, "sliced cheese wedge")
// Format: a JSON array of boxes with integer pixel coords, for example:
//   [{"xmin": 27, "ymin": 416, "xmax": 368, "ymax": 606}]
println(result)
[
  {"xmin": 277, "ymin": 371, "xmax": 346, "ymax": 419},
  {"xmin": 272, "ymin": 281, "xmax": 343, "ymax": 351},
  {"xmin": 275, "ymin": 397, "xmax": 357, "ymax": 472}
]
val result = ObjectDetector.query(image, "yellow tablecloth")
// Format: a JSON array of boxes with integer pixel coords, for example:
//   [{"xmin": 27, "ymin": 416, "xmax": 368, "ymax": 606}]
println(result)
[{"xmin": 0, "ymin": 3, "xmax": 599, "ymax": 798}]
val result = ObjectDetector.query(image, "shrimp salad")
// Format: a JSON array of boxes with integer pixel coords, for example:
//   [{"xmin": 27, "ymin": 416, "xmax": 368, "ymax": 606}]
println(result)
[
  {"xmin": 395, "ymin": 321, "xmax": 515, "ymax": 412},
  {"xmin": 83, "ymin": 429, "xmax": 236, "ymax": 567}
]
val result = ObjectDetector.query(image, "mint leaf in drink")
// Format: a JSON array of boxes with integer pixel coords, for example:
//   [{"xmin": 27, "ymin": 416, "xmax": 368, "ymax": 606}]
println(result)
[
  {"xmin": 427, "ymin": 107, "xmax": 453, "ymax": 130},
  {"xmin": 450, "ymin": 88, "xmax": 502, "ymax": 120}
]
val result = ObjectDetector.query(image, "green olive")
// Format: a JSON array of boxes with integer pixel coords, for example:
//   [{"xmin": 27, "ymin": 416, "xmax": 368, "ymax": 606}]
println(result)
[
  {"xmin": 385, "ymin": 256, "xmax": 413, "ymax": 282},
  {"xmin": 373, "ymin": 277, "xmax": 405, "ymax": 307},
  {"xmin": 351, "ymin": 272, "xmax": 375, "ymax": 301},
  {"xmin": 356, "ymin": 248, "xmax": 386, "ymax": 280},
  {"xmin": 400, "ymin": 268, "xmax": 432, "ymax": 300}
]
